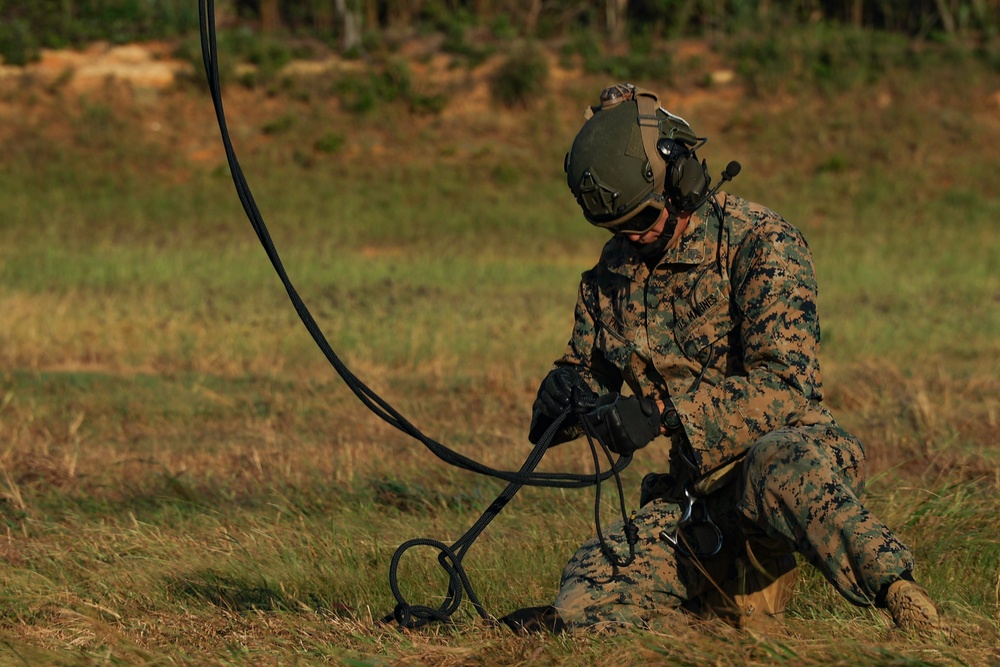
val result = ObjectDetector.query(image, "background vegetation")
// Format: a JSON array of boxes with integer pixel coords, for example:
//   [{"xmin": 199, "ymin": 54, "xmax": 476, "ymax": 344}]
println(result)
[
  {"xmin": 0, "ymin": 4, "xmax": 998, "ymax": 666},
  {"xmin": 3, "ymin": 0, "xmax": 1000, "ymax": 65}
]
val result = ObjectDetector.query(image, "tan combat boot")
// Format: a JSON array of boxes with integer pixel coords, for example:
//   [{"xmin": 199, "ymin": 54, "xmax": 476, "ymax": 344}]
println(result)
[
  {"xmin": 731, "ymin": 553, "xmax": 798, "ymax": 631},
  {"xmin": 884, "ymin": 580, "xmax": 942, "ymax": 634},
  {"xmin": 696, "ymin": 551, "xmax": 798, "ymax": 632}
]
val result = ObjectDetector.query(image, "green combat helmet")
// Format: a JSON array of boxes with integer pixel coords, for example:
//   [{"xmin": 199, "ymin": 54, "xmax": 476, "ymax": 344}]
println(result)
[{"xmin": 564, "ymin": 83, "xmax": 712, "ymax": 234}]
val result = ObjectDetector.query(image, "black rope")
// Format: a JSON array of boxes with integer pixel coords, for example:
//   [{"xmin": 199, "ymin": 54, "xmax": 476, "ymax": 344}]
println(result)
[
  {"xmin": 383, "ymin": 400, "xmax": 641, "ymax": 629},
  {"xmin": 197, "ymin": 0, "xmax": 638, "ymax": 628}
]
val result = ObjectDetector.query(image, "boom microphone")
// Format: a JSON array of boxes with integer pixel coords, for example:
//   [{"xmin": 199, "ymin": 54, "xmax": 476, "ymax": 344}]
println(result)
[{"xmin": 686, "ymin": 160, "xmax": 742, "ymax": 212}]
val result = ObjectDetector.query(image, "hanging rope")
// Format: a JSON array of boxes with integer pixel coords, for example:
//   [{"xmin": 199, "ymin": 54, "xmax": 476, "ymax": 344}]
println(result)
[{"xmin": 197, "ymin": 0, "xmax": 637, "ymax": 628}]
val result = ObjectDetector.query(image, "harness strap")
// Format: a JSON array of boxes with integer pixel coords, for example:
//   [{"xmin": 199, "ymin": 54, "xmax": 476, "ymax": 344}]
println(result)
[{"xmin": 633, "ymin": 86, "xmax": 667, "ymax": 196}]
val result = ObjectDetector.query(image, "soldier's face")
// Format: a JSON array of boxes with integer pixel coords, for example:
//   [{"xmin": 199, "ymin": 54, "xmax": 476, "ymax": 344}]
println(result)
[{"xmin": 624, "ymin": 207, "xmax": 670, "ymax": 244}]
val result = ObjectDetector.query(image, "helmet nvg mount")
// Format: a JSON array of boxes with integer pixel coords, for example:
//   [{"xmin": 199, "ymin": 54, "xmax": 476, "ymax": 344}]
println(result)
[{"xmin": 564, "ymin": 83, "xmax": 714, "ymax": 233}]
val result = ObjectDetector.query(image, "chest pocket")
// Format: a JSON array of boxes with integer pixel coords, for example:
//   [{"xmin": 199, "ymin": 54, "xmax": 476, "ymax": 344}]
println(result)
[
  {"xmin": 672, "ymin": 266, "xmax": 735, "ymax": 363},
  {"xmin": 595, "ymin": 315, "xmax": 635, "ymax": 372},
  {"xmin": 592, "ymin": 274, "xmax": 639, "ymax": 376}
]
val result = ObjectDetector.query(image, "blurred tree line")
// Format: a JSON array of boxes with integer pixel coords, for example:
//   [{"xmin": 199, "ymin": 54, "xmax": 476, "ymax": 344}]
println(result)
[
  {"xmin": 2, "ymin": 0, "xmax": 999, "ymax": 66},
  {"xmin": 250, "ymin": 0, "xmax": 1000, "ymax": 42}
]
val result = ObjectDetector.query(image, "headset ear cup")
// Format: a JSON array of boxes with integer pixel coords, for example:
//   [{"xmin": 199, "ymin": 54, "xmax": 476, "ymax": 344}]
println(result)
[
  {"xmin": 668, "ymin": 157, "xmax": 683, "ymax": 197},
  {"xmin": 673, "ymin": 156, "xmax": 708, "ymax": 210},
  {"xmin": 659, "ymin": 138, "xmax": 711, "ymax": 212}
]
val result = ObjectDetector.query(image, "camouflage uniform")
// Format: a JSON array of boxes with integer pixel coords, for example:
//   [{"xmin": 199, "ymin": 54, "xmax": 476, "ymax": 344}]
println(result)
[{"xmin": 540, "ymin": 192, "xmax": 915, "ymax": 629}]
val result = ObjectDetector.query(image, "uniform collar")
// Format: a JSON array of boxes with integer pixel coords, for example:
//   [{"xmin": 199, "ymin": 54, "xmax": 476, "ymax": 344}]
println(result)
[{"xmin": 602, "ymin": 192, "xmax": 726, "ymax": 277}]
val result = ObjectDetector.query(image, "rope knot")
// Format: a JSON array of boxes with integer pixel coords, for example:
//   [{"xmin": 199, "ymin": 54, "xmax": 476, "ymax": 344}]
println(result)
[{"xmin": 624, "ymin": 519, "xmax": 640, "ymax": 546}]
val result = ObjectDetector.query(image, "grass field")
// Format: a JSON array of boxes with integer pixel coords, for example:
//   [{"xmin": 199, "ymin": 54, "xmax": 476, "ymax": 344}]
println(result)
[{"xmin": 0, "ymin": 37, "xmax": 998, "ymax": 665}]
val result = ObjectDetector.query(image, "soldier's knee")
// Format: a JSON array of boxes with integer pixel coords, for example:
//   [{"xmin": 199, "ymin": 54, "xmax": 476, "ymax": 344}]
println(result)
[
  {"xmin": 739, "ymin": 430, "xmax": 821, "ymax": 525},
  {"xmin": 744, "ymin": 431, "xmax": 806, "ymax": 490},
  {"xmin": 553, "ymin": 587, "xmax": 649, "ymax": 629}
]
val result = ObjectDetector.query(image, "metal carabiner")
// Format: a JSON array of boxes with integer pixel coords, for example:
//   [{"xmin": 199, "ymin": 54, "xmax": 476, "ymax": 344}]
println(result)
[{"xmin": 659, "ymin": 489, "xmax": 724, "ymax": 559}]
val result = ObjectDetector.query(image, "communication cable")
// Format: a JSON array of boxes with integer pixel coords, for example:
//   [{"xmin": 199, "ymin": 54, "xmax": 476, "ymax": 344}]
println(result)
[{"xmin": 197, "ymin": 0, "xmax": 636, "ymax": 628}]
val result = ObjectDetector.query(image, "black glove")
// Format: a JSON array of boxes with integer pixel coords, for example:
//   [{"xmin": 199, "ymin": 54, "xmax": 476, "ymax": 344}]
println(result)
[
  {"xmin": 536, "ymin": 367, "xmax": 593, "ymax": 418},
  {"xmin": 528, "ymin": 367, "xmax": 596, "ymax": 444},
  {"xmin": 585, "ymin": 394, "xmax": 661, "ymax": 456}
]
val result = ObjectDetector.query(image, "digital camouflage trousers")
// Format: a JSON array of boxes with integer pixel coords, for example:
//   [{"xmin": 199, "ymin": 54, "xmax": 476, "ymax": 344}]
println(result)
[{"xmin": 552, "ymin": 423, "xmax": 915, "ymax": 629}]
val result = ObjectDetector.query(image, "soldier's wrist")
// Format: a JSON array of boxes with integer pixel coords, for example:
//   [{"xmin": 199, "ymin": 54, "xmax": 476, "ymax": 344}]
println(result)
[{"xmin": 661, "ymin": 398, "xmax": 682, "ymax": 434}]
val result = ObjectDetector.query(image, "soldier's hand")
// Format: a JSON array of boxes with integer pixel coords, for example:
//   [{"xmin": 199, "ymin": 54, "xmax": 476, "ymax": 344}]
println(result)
[
  {"xmin": 533, "ymin": 367, "xmax": 594, "ymax": 421},
  {"xmin": 585, "ymin": 394, "xmax": 661, "ymax": 456}
]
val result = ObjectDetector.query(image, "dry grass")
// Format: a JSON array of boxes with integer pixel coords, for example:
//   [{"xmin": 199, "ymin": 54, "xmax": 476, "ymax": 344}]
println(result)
[
  {"xmin": 1, "ymin": 37, "xmax": 998, "ymax": 666},
  {"xmin": 1, "ymin": 366, "xmax": 996, "ymax": 665}
]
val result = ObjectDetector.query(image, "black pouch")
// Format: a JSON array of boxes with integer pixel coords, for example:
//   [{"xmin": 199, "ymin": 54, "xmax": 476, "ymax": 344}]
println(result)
[{"xmin": 639, "ymin": 472, "xmax": 687, "ymax": 507}]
